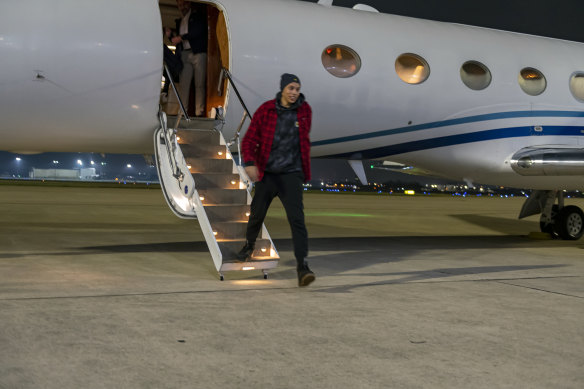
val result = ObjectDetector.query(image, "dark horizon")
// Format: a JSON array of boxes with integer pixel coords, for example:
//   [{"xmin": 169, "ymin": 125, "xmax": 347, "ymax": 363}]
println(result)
[{"xmin": 299, "ymin": 0, "xmax": 584, "ymax": 43}]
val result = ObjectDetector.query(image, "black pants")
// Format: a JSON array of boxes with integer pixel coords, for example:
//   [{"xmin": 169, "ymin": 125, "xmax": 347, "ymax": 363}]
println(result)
[{"xmin": 246, "ymin": 172, "xmax": 308, "ymax": 265}]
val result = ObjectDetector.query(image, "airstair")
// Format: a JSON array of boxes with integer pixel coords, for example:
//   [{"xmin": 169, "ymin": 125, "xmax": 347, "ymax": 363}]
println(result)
[{"xmin": 154, "ymin": 112, "xmax": 279, "ymax": 280}]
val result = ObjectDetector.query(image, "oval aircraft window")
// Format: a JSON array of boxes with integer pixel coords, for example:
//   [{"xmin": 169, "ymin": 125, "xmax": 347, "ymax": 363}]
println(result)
[
  {"xmin": 518, "ymin": 67, "xmax": 546, "ymax": 96},
  {"xmin": 321, "ymin": 45, "xmax": 361, "ymax": 78},
  {"xmin": 395, "ymin": 53, "xmax": 430, "ymax": 84},
  {"xmin": 569, "ymin": 73, "xmax": 584, "ymax": 102},
  {"xmin": 460, "ymin": 60, "xmax": 492, "ymax": 90}
]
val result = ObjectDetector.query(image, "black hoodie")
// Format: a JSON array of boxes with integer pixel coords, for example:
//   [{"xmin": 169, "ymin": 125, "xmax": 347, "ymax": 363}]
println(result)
[{"xmin": 264, "ymin": 92, "xmax": 305, "ymax": 175}]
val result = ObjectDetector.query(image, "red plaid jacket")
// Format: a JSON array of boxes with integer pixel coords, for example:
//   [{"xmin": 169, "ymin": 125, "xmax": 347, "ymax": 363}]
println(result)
[{"xmin": 241, "ymin": 99, "xmax": 312, "ymax": 183}]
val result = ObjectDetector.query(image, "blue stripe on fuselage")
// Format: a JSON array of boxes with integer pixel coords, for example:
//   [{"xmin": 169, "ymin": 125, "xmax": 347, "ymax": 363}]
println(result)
[
  {"xmin": 311, "ymin": 110, "xmax": 584, "ymax": 147},
  {"xmin": 323, "ymin": 125, "xmax": 584, "ymax": 159}
]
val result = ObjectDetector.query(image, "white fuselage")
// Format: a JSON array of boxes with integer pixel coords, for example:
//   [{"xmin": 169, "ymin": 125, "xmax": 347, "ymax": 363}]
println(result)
[{"xmin": 1, "ymin": 0, "xmax": 584, "ymax": 189}]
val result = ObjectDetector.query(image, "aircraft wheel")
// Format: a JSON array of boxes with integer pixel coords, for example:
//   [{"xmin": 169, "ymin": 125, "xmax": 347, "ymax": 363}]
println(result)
[
  {"xmin": 555, "ymin": 205, "xmax": 584, "ymax": 240},
  {"xmin": 539, "ymin": 205, "xmax": 558, "ymax": 236}
]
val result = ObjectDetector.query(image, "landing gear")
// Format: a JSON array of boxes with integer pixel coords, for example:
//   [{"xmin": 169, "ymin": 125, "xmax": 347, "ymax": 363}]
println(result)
[
  {"xmin": 263, "ymin": 270, "xmax": 269, "ymax": 280},
  {"xmin": 555, "ymin": 205, "xmax": 584, "ymax": 240},
  {"xmin": 539, "ymin": 205, "xmax": 558, "ymax": 236},
  {"xmin": 219, "ymin": 273, "xmax": 224, "ymax": 281},
  {"xmin": 532, "ymin": 191, "xmax": 584, "ymax": 240}
]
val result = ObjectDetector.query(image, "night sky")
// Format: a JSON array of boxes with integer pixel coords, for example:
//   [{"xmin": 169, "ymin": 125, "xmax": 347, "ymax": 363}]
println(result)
[{"xmin": 299, "ymin": 0, "xmax": 584, "ymax": 43}]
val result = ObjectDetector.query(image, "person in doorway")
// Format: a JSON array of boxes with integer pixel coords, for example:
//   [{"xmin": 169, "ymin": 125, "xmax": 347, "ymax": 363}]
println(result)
[
  {"xmin": 236, "ymin": 74, "xmax": 315, "ymax": 287},
  {"xmin": 172, "ymin": 0, "xmax": 207, "ymax": 117}
]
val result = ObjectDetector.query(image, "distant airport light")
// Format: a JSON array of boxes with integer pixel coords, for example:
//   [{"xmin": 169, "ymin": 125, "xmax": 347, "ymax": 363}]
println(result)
[
  {"xmin": 131, "ymin": 105, "xmax": 139, "ymax": 110},
  {"xmin": 52, "ymin": 160, "xmax": 59, "ymax": 164},
  {"xmin": 404, "ymin": 190, "xmax": 415, "ymax": 195},
  {"xmin": 15, "ymin": 157, "xmax": 21, "ymax": 161},
  {"xmin": 77, "ymin": 160, "xmax": 83, "ymax": 166},
  {"xmin": 127, "ymin": 164, "xmax": 132, "ymax": 168},
  {"xmin": 90, "ymin": 161, "xmax": 95, "ymax": 165}
]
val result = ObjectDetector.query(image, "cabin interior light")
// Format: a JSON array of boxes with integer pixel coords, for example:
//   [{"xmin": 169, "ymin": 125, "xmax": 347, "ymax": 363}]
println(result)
[
  {"xmin": 395, "ymin": 53, "xmax": 430, "ymax": 85},
  {"xmin": 321, "ymin": 44, "xmax": 361, "ymax": 78}
]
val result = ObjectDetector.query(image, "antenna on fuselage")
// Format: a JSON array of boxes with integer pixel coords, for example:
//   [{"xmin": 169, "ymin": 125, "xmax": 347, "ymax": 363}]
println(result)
[{"xmin": 317, "ymin": 0, "xmax": 333, "ymax": 6}]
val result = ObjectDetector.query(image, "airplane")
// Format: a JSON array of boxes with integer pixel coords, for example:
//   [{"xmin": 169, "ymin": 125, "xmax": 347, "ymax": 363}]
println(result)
[{"xmin": 2, "ymin": 0, "xmax": 584, "ymax": 250}]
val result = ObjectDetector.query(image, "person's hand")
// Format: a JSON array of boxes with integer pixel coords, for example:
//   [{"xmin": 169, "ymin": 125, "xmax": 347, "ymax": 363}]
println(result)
[
  {"xmin": 171, "ymin": 36, "xmax": 182, "ymax": 45},
  {"xmin": 245, "ymin": 166, "xmax": 259, "ymax": 182}
]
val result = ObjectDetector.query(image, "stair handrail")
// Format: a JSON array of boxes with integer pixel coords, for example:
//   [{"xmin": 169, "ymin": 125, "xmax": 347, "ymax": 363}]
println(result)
[
  {"xmin": 158, "ymin": 111, "xmax": 184, "ymax": 183},
  {"xmin": 219, "ymin": 68, "xmax": 253, "ymax": 166},
  {"xmin": 164, "ymin": 63, "xmax": 190, "ymax": 123},
  {"xmin": 161, "ymin": 63, "xmax": 194, "ymax": 184}
]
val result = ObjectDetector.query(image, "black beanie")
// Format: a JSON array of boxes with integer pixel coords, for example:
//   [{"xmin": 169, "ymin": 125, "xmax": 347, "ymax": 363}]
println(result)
[{"xmin": 280, "ymin": 73, "xmax": 301, "ymax": 90}]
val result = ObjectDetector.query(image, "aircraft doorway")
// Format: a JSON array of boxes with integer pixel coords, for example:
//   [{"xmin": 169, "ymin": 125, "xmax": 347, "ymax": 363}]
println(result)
[{"xmin": 159, "ymin": 0, "xmax": 229, "ymax": 118}]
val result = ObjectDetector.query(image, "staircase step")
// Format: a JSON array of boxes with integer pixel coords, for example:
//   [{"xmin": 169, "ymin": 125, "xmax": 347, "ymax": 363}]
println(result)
[
  {"xmin": 210, "ymin": 221, "xmax": 247, "ymax": 240},
  {"xmin": 187, "ymin": 158, "xmax": 234, "ymax": 174},
  {"xmin": 198, "ymin": 188, "xmax": 247, "ymax": 205},
  {"xmin": 176, "ymin": 129, "xmax": 220, "ymax": 145},
  {"xmin": 179, "ymin": 144, "xmax": 228, "ymax": 159},
  {"xmin": 204, "ymin": 204, "xmax": 250, "ymax": 223},
  {"xmin": 169, "ymin": 117, "xmax": 218, "ymax": 131},
  {"xmin": 192, "ymin": 173, "xmax": 241, "ymax": 189},
  {"xmin": 218, "ymin": 239, "xmax": 276, "ymax": 262}
]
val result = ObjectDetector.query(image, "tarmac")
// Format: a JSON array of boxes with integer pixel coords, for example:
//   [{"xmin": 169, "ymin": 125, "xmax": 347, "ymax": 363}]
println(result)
[{"xmin": 0, "ymin": 184, "xmax": 583, "ymax": 389}]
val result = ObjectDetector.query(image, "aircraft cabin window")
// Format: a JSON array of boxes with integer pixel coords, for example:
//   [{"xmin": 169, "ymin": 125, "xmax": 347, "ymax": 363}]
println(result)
[
  {"xmin": 321, "ymin": 45, "xmax": 361, "ymax": 78},
  {"xmin": 569, "ymin": 73, "xmax": 584, "ymax": 102},
  {"xmin": 518, "ymin": 67, "xmax": 546, "ymax": 96},
  {"xmin": 460, "ymin": 61, "xmax": 492, "ymax": 90},
  {"xmin": 395, "ymin": 53, "xmax": 430, "ymax": 84}
]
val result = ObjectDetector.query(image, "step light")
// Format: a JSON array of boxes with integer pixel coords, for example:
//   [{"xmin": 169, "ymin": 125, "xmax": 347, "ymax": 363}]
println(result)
[
  {"xmin": 187, "ymin": 165, "xmax": 192, "ymax": 170},
  {"xmin": 176, "ymin": 136, "xmax": 181, "ymax": 141},
  {"xmin": 217, "ymin": 151, "xmax": 223, "ymax": 156},
  {"xmin": 199, "ymin": 196, "xmax": 205, "ymax": 201},
  {"xmin": 245, "ymin": 211, "xmax": 251, "ymax": 217},
  {"xmin": 213, "ymin": 231, "xmax": 218, "ymax": 236},
  {"xmin": 231, "ymin": 180, "xmax": 237, "ymax": 185},
  {"xmin": 260, "ymin": 247, "xmax": 267, "ymax": 253},
  {"xmin": 242, "ymin": 266, "xmax": 255, "ymax": 271}
]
